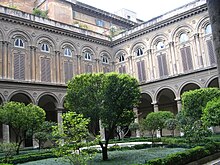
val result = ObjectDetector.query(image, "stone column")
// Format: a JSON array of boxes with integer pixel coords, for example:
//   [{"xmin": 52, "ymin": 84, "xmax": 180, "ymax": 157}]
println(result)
[
  {"xmin": 127, "ymin": 55, "xmax": 133, "ymax": 76},
  {"xmin": 133, "ymin": 107, "xmax": 140, "ymax": 137},
  {"xmin": 99, "ymin": 120, "xmax": 105, "ymax": 141},
  {"xmin": 169, "ymin": 42, "xmax": 176, "ymax": 75},
  {"xmin": 2, "ymin": 124, "xmax": 10, "ymax": 143},
  {"xmin": 176, "ymin": 99, "xmax": 182, "ymax": 113},
  {"xmin": 56, "ymin": 108, "xmax": 63, "ymax": 126},
  {"xmin": 0, "ymin": 41, "xmax": 3, "ymax": 78},
  {"xmin": 194, "ymin": 33, "xmax": 203, "ymax": 68},
  {"xmin": 76, "ymin": 55, "xmax": 82, "ymax": 75},
  {"xmin": 147, "ymin": 49, "xmax": 154, "ymax": 79},
  {"xmin": 111, "ymin": 61, "xmax": 115, "ymax": 72},
  {"xmin": 152, "ymin": 102, "xmax": 160, "ymax": 137},
  {"xmin": 95, "ymin": 58, "xmax": 100, "ymax": 72}
]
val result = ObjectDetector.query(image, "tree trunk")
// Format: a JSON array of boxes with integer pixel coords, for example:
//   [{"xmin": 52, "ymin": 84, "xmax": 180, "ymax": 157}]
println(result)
[
  {"xmin": 102, "ymin": 146, "xmax": 108, "ymax": 161},
  {"xmin": 207, "ymin": 0, "xmax": 220, "ymax": 87}
]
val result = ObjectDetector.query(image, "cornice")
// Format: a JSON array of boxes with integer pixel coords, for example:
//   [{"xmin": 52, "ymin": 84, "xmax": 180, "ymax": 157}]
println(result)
[{"xmin": 112, "ymin": 4, "xmax": 208, "ymax": 47}]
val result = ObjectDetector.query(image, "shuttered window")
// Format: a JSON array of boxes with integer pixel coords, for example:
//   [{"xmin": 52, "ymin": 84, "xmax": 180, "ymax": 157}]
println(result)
[
  {"xmin": 14, "ymin": 53, "xmax": 25, "ymax": 80},
  {"xmin": 206, "ymin": 40, "xmax": 216, "ymax": 65},
  {"xmin": 180, "ymin": 46, "xmax": 193, "ymax": 72},
  {"xmin": 85, "ymin": 64, "xmax": 93, "ymax": 73},
  {"xmin": 41, "ymin": 57, "xmax": 51, "ymax": 82},
  {"xmin": 157, "ymin": 54, "xmax": 168, "ymax": 77},
  {"xmin": 137, "ymin": 60, "xmax": 146, "ymax": 82},
  {"xmin": 118, "ymin": 65, "xmax": 126, "ymax": 74},
  {"xmin": 64, "ymin": 61, "xmax": 73, "ymax": 83}
]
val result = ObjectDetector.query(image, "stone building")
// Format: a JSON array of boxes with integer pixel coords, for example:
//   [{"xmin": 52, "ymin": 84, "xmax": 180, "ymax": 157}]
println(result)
[{"xmin": 0, "ymin": 0, "xmax": 219, "ymax": 145}]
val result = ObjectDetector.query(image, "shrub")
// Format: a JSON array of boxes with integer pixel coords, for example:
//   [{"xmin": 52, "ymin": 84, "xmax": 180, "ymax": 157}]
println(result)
[{"xmin": 0, "ymin": 143, "xmax": 16, "ymax": 163}]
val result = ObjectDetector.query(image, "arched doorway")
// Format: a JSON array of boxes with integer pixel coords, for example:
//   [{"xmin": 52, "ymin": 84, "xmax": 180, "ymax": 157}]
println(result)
[
  {"xmin": 9, "ymin": 92, "xmax": 33, "ymax": 147},
  {"xmin": 38, "ymin": 95, "xmax": 58, "ymax": 123},
  {"xmin": 138, "ymin": 93, "xmax": 153, "ymax": 120},
  {"xmin": 157, "ymin": 88, "xmax": 177, "ymax": 114},
  {"xmin": 207, "ymin": 78, "xmax": 219, "ymax": 88},
  {"xmin": 180, "ymin": 83, "xmax": 200, "ymax": 97}
]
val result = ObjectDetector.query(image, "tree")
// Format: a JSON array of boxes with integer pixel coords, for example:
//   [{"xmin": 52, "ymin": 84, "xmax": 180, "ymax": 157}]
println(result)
[
  {"xmin": 207, "ymin": 0, "xmax": 220, "ymax": 86},
  {"xmin": 34, "ymin": 121, "xmax": 56, "ymax": 150},
  {"xmin": 202, "ymin": 97, "xmax": 220, "ymax": 127},
  {"xmin": 140, "ymin": 111, "xmax": 174, "ymax": 140},
  {"xmin": 0, "ymin": 102, "xmax": 46, "ymax": 154},
  {"xmin": 52, "ymin": 112, "xmax": 91, "ymax": 165},
  {"xmin": 65, "ymin": 73, "xmax": 140, "ymax": 161},
  {"xmin": 165, "ymin": 118, "xmax": 178, "ymax": 137}
]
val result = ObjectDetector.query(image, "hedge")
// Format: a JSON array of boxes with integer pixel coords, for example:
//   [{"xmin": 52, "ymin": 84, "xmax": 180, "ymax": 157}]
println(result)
[{"xmin": 145, "ymin": 142, "xmax": 220, "ymax": 165}]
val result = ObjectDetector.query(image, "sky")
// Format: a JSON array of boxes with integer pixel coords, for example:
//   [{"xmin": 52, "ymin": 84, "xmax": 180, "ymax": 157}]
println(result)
[{"xmin": 77, "ymin": 0, "xmax": 196, "ymax": 21}]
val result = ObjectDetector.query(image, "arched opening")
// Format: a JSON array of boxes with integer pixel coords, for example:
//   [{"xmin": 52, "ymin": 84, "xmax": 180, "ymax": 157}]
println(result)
[
  {"xmin": 10, "ymin": 93, "xmax": 32, "ymax": 105},
  {"xmin": 208, "ymin": 78, "xmax": 219, "ymax": 88},
  {"xmin": 0, "ymin": 96, "xmax": 3, "ymax": 141},
  {"xmin": 138, "ymin": 93, "xmax": 153, "ymax": 119},
  {"xmin": 180, "ymin": 83, "xmax": 200, "ymax": 96},
  {"xmin": 9, "ymin": 93, "xmax": 33, "ymax": 147},
  {"xmin": 38, "ymin": 95, "xmax": 58, "ymax": 123},
  {"xmin": 157, "ymin": 89, "xmax": 177, "ymax": 114}
]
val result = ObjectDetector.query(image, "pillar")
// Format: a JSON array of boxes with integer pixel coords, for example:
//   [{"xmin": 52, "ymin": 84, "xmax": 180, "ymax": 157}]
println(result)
[
  {"xmin": 169, "ymin": 41, "xmax": 177, "ymax": 75},
  {"xmin": 95, "ymin": 58, "xmax": 100, "ymax": 72},
  {"xmin": 2, "ymin": 124, "xmax": 10, "ymax": 143},
  {"xmin": 194, "ymin": 33, "xmax": 203, "ymax": 68},
  {"xmin": 133, "ymin": 107, "xmax": 140, "ymax": 137},
  {"xmin": 176, "ymin": 99, "xmax": 182, "ymax": 113},
  {"xmin": 152, "ymin": 102, "xmax": 160, "ymax": 137},
  {"xmin": 76, "ymin": 55, "xmax": 81, "ymax": 75}
]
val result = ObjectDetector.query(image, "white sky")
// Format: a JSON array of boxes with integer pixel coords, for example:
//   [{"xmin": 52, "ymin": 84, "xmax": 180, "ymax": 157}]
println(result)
[{"xmin": 77, "ymin": 0, "xmax": 196, "ymax": 21}]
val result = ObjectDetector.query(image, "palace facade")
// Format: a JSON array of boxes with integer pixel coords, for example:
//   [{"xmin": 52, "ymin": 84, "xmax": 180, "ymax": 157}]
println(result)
[{"xmin": 0, "ymin": 0, "xmax": 219, "ymax": 145}]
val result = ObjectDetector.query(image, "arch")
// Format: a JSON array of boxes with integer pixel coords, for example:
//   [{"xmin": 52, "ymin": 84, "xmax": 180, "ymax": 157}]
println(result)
[
  {"xmin": 7, "ymin": 29, "xmax": 32, "ymax": 45},
  {"xmin": 0, "ymin": 93, "xmax": 5, "ymax": 105},
  {"xmin": 0, "ymin": 28, "xmax": 5, "ymax": 41},
  {"xmin": 37, "ymin": 93, "xmax": 59, "ymax": 122},
  {"xmin": 138, "ymin": 93, "xmax": 153, "ymax": 119},
  {"xmin": 156, "ymin": 88, "xmax": 177, "ymax": 114},
  {"xmin": 150, "ymin": 33, "xmax": 168, "ymax": 49},
  {"xmin": 171, "ymin": 25, "xmax": 193, "ymax": 42},
  {"xmin": 196, "ymin": 15, "xmax": 210, "ymax": 34},
  {"xmin": 154, "ymin": 86, "xmax": 176, "ymax": 102},
  {"xmin": 8, "ymin": 91, "xmax": 34, "ymax": 105},
  {"xmin": 179, "ymin": 82, "xmax": 200, "ymax": 97},
  {"xmin": 60, "ymin": 40, "xmax": 78, "ymax": 56},
  {"xmin": 206, "ymin": 77, "xmax": 219, "ymax": 88},
  {"xmin": 35, "ymin": 34, "xmax": 57, "ymax": 51},
  {"xmin": 115, "ymin": 49, "xmax": 128, "ymax": 63},
  {"xmin": 81, "ymin": 46, "xmax": 95, "ymax": 58},
  {"xmin": 130, "ymin": 41, "xmax": 146, "ymax": 55}
]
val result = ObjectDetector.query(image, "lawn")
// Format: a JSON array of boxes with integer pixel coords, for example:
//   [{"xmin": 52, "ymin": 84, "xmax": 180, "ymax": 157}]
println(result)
[{"xmin": 19, "ymin": 147, "xmax": 186, "ymax": 165}]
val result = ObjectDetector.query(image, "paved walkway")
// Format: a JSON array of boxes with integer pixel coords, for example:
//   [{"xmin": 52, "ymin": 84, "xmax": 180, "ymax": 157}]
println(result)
[{"xmin": 203, "ymin": 158, "xmax": 220, "ymax": 165}]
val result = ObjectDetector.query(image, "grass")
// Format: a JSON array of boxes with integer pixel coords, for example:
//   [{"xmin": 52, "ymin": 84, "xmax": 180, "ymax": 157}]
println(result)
[{"xmin": 19, "ymin": 147, "xmax": 186, "ymax": 165}]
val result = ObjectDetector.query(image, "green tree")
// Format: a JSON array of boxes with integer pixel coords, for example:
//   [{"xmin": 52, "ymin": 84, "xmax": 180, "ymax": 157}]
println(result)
[
  {"xmin": 52, "ymin": 112, "xmax": 91, "ymax": 165},
  {"xmin": 140, "ymin": 111, "xmax": 174, "ymax": 140},
  {"xmin": 65, "ymin": 73, "xmax": 140, "ymax": 161},
  {"xmin": 34, "ymin": 121, "xmax": 56, "ymax": 150},
  {"xmin": 165, "ymin": 118, "xmax": 178, "ymax": 137},
  {"xmin": 202, "ymin": 97, "xmax": 220, "ymax": 127},
  {"xmin": 0, "ymin": 102, "xmax": 46, "ymax": 154}
]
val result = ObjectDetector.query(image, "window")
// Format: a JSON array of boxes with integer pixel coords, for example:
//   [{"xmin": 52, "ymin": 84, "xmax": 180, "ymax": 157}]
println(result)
[
  {"xmin": 180, "ymin": 33, "xmax": 189, "ymax": 43},
  {"xmin": 14, "ymin": 53, "xmax": 25, "ymax": 80},
  {"xmin": 137, "ymin": 60, "xmax": 146, "ymax": 82},
  {"xmin": 41, "ymin": 43, "xmax": 50, "ymax": 53},
  {"xmin": 41, "ymin": 57, "xmax": 51, "ymax": 82},
  {"xmin": 157, "ymin": 54, "xmax": 168, "ymax": 77},
  {"xmin": 64, "ymin": 48, "xmax": 72, "ymax": 57},
  {"xmin": 84, "ymin": 52, "xmax": 92, "ymax": 60},
  {"xmin": 102, "ymin": 56, "xmax": 109, "ymax": 64},
  {"xmin": 64, "ymin": 61, "xmax": 73, "ymax": 83},
  {"xmin": 96, "ymin": 19, "xmax": 105, "ymax": 27},
  {"xmin": 206, "ymin": 40, "xmax": 216, "ymax": 65},
  {"xmin": 136, "ymin": 48, "xmax": 143, "ymax": 56},
  {"xmin": 119, "ymin": 54, "xmax": 125, "ymax": 62},
  {"xmin": 14, "ymin": 38, "xmax": 24, "ymax": 48},
  {"xmin": 180, "ymin": 46, "xmax": 193, "ymax": 71},
  {"xmin": 205, "ymin": 24, "xmax": 212, "ymax": 35},
  {"xmin": 156, "ymin": 41, "xmax": 165, "ymax": 50}
]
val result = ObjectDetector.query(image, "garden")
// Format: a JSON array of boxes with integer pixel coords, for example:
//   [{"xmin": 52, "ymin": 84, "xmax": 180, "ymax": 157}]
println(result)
[{"xmin": 0, "ymin": 73, "xmax": 220, "ymax": 165}]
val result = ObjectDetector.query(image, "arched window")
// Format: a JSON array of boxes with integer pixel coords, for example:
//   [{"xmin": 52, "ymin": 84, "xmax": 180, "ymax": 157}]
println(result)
[
  {"xmin": 102, "ymin": 56, "xmax": 109, "ymax": 64},
  {"xmin": 64, "ymin": 48, "xmax": 72, "ymax": 57},
  {"xmin": 84, "ymin": 51, "xmax": 92, "ymax": 60},
  {"xmin": 41, "ymin": 43, "xmax": 50, "ymax": 53},
  {"xmin": 14, "ymin": 38, "xmax": 24, "ymax": 48},
  {"xmin": 205, "ymin": 24, "xmax": 212, "ymax": 35},
  {"xmin": 136, "ymin": 48, "xmax": 143, "ymax": 56},
  {"xmin": 118, "ymin": 54, "xmax": 125, "ymax": 62},
  {"xmin": 180, "ymin": 33, "xmax": 189, "ymax": 43},
  {"xmin": 156, "ymin": 41, "xmax": 165, "ymax": 50}
]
